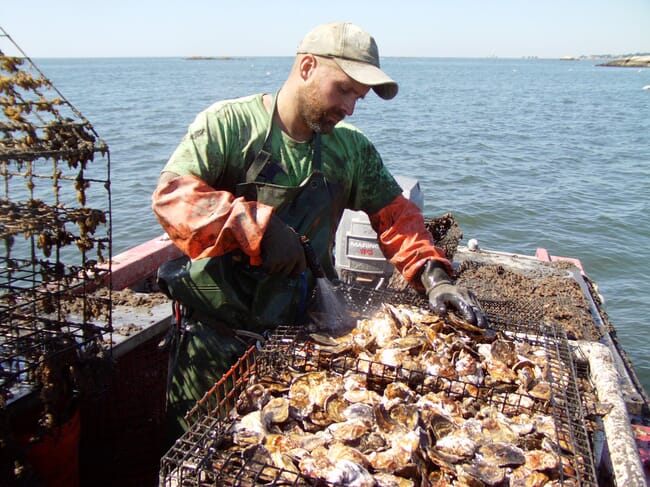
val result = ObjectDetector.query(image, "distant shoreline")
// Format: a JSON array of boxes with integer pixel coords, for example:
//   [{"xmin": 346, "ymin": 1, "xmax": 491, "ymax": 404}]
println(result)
[
  {"xmin": 23, "ymin": 54, "xmax": 650, "ymax": 62},
  {"xmin": 184, "ymin": 56, "xmax": 236, "ymax": 61}
]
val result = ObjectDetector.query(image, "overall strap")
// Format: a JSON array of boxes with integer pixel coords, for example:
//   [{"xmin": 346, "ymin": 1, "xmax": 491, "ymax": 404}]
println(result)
[
  {"xmin": 245, "ymin": 92, "xmax": 278, "ymax": 183},
  {"xmin": 245, "ymin": 92, "xmax": 323, "ymax": 183},
  {"xmin": 312, "ymin": 132, "xmax": 322, "ymax": 171}
]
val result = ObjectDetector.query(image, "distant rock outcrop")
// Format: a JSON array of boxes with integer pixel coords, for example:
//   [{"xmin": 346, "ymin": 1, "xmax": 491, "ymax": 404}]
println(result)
[{"xmin": 598, "ymin": 55, "xmax": 650, "ymax": 68}]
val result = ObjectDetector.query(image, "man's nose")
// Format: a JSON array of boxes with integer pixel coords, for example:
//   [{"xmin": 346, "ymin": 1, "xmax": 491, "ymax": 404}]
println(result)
[{"xmin": 342, "ymin": 97, "xmax": 356, "ymax": 116}]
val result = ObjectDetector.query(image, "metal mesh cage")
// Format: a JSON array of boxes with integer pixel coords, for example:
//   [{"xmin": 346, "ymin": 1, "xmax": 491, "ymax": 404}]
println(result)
[
  {"xmin": 0, "ymin": 27, "xmax": 112, "ymax": 406},
  {"xmin": 161, "ymin": 282, "xmax": 599, "ymax": 487}
]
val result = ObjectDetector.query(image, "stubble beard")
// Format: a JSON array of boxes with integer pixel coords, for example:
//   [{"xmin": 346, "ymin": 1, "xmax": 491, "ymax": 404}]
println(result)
[{"xmin": 299, "ymin": 85, "xmax": 337, "ymax": 135}]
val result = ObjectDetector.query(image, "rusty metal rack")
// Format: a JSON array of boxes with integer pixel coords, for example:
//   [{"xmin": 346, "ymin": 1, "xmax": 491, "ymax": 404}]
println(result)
[
  {"xmin": 161, "ymin": 347, "xmax": 326, "ymax": 487},
  {"xmin": 0, "ymin": 27, "xmax": 112, "ymax": 404},
  {"xmin": 160, "ymin": 281, "xmax": 599, "ymax": 487}
]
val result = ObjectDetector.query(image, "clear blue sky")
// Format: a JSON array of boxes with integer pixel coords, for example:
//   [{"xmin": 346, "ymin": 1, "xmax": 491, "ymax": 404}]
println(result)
[{"xmin": 3, "ymin": 0, "xmax": 649, "ymax": 59}]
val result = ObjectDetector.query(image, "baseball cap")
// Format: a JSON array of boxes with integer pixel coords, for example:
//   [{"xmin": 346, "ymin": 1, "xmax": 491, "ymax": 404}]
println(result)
[{"xmin": 297, "ymin": 22, "xmax": 398, "ymax": 100}]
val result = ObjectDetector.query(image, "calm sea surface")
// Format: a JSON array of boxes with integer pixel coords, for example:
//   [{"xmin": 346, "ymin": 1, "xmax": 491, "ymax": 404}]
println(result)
[{"xmin": 34, "ymin": 57, "xmax": 650, "ymax": 392}]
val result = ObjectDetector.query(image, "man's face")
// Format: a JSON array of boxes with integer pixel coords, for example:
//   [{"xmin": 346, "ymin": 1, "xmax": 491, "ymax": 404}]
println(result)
[{"xmin": 299, "ymin": 57, "xmax": 371, "ymax": 134}]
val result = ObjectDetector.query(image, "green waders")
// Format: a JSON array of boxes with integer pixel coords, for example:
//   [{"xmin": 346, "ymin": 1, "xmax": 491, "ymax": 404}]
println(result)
[
  {"xmin": 164, "ymin": 316, "xmax": 251, "ymax": 444},
  {"xmin": 162, "ymin": 94, "xmax": 345, "ymax": 445}
]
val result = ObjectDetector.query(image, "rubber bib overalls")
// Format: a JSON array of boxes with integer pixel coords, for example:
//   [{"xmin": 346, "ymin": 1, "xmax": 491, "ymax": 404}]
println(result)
[{"xmin": 163, "ymin": 94, "xmax": 344, "ymax": 441}]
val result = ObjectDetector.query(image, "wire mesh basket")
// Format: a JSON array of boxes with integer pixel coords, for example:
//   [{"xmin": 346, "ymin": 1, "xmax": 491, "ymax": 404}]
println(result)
[
  {"xmin": 160, "ymin": 282, "xmax": 599, "ymax": 487},
  {"xmin": 0, "ymin": 27, "xmax": 112, "ymax": 407}
]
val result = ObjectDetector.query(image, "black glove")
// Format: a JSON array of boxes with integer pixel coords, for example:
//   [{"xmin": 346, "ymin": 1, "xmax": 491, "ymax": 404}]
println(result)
[
  {"xmin": 421, "ymin": 260, "xmax": 488, "ymax": 328},
  {"xmin": 261, "ymin": 214, "xmax": 306, "ymax": 277}
]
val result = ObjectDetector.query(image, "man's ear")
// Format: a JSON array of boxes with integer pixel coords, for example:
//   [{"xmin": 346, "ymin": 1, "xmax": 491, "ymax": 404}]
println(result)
[{"xmin": 298, "ymin": 54, "xmax": 318, "ymax": 81}]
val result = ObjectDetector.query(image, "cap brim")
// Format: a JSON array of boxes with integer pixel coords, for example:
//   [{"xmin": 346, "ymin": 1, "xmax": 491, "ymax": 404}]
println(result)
[{"xmin": 333, "ymin": 58, "xmax": 398, "ymax": 100}]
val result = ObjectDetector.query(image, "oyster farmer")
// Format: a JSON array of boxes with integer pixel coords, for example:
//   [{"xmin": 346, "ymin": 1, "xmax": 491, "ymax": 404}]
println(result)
[{"xmin": 152, "ymin": 21, "xmax": 487, "ymax": 443}]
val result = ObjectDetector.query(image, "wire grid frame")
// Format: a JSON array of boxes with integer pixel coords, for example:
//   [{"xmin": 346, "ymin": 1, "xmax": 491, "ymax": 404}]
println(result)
[
  {"xmin": 262, "ymin": 326, "xmax": 598, "ymax": 485},
  {"xmin": 480, "ymin": 296, "xmax": 598, "ymax": 485},
  {"xmin": 543, "ymin": 324, "xmax": 599, "ymax": 485},
  {"xmin": 0, "ymin": 27, "xmax": 112, "ymax": 404},
  {"xmin": 185, "ymin": 345, "xmax": 258, "ymax": 428},
  {"xmin": 160, "ymin": 286, "xmax": 599, "ymax": 486},
  {"xmin": 302, "ymin": 280, "xmax": 598, "ymax": 483},
  {"xmin": 160, "ymin": 347, "xmax": 315, "ymax": 487}
]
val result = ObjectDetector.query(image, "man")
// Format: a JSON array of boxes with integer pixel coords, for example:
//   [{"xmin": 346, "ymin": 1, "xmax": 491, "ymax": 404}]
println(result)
[{"xmin": 152, "ymin": 21, "xmax": 486, "ymax": 440}]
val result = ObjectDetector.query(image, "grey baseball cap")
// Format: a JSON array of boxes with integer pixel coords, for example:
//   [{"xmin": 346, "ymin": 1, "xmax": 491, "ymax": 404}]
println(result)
[{"xmin": 297, "ymin": 22, "xmax": 398, "ymax": 100}]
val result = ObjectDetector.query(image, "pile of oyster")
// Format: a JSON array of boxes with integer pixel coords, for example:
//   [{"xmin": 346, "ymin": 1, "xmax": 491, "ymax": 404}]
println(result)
[{"xmin": 188, "ymin": 302, "xmax": 586, "ymax": 487}]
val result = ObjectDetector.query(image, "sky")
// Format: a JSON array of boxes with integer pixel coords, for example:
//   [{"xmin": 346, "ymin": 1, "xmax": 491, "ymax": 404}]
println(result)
[{"xmin": 2, "ymin": 0, "xmax": 649, "ymax": 59}]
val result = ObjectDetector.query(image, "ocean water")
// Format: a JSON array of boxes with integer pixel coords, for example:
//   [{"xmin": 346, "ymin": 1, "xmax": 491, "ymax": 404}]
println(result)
[{"xmin": 33, "ymin": 56, "xmax": 650, "ymax": 392}]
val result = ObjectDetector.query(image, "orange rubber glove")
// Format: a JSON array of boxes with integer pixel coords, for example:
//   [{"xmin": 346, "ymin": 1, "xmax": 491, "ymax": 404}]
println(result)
[
  {"xmin": 368, "ymin": 195, "xmax": 453, "ymax": 291},
  {"xmin": 152, "ymin": 173, "xmax": 274, "ymax": 264}
]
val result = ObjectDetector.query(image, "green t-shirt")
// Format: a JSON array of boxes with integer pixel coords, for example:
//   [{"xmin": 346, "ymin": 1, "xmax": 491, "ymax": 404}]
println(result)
[{"xmin": 163, "ymin": 94, "xmax": 402, "ymax": 215}]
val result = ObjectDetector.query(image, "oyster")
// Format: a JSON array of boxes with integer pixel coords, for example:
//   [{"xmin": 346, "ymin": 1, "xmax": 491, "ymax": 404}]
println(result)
[
  {"xmin": 478, "ymin": 441, "xmax": 526, "ymax": 467},
  {"xmin": 435, "ymin": 433, "xmax": 477, "ymax": 460},
  {"xmin": 329, "ymin": 441, "xmax": 370, "ymax": 468},
  {"xmin": 457, "ymin": 459, "xmax": 505, "ymax": 486},
  {"xmin": 343, "ymin": 402, "xmax": 375, "ymax": 423},
  {"xmin": 373, "ymin": 472, "xmax": 415, "ymax": 487},
  {"xmin": 236, "ymin": 382, "xmax": 270, "ymax": 415},
  {"xmin": 490, "ymin": 338, "xmax": 518, "ymax": 366},
  {"xmin": 190, "ymin": 298, "xmax": 585, "ymax": 487},
  {"xmin": 524, "ymin": 449, "xmax": 560, "ymax": 472},
  {"xmin": 327, "ymin": 419, "xmax": 370, "ymax": 443},
  {"xmin": 324, "ymin": 394, "xmax": 348, "ymax": 423},
  {"xmin": 326, "ymin": 459, "xmax": 376, "ymax": 487},
  {"xmin": 261, "ymin": 397, "xmax": 289, "ymax": 427},
  {"xmin": 289, "ymin": 371, "xmax": 344, "ymax": 418}
]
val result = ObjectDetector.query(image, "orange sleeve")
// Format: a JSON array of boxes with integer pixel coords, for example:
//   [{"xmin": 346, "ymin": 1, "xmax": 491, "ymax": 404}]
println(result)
[
  {"xmin": 151, "ymin": 174, "xmax": 274, "ymax": 264},
  {"xmin": 368, "ymin": 195, "xmax": 453, "ymax": 290}
]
